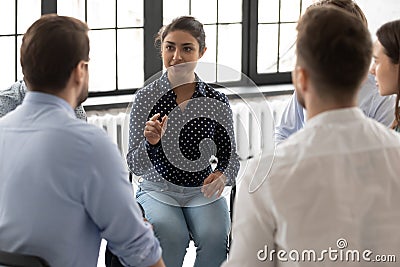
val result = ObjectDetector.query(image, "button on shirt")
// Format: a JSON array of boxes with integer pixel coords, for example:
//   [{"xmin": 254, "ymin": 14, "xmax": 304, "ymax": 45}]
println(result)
[
  {"xmin": 0, "ymin": 92, "xmax": 161, "ymax": 267},
  {"xmin": 274, "ymin": 74, "xmax": 396, "ymax": 145},
  {"xmin": 127, "ymin": 72, "xmax": 240, "ymax": 187},
  {"xmin": 224, "ymin": 108, "xmax": 400, "ymax": 267},
  {"xmin": 0, "ymin": 80, "xmax": 87, "ymax": 120}
]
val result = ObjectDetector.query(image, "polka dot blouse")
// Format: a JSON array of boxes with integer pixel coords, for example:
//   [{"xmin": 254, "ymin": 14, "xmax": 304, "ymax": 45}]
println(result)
[{"xmin": 127, "ymin": 72, "xmax": 240, "ymax": 187}]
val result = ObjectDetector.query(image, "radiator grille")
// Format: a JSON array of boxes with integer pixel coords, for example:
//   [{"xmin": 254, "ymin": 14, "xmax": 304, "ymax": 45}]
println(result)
[{"xmin": 87, "ymin": 99, "xmax": 288, "ymax": 159}]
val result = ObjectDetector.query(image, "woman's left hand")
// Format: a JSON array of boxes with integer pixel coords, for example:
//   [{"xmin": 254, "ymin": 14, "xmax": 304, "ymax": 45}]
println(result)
[{"xmin": 201, "ymin": 171, "xmax": 227, "ymax": 198}]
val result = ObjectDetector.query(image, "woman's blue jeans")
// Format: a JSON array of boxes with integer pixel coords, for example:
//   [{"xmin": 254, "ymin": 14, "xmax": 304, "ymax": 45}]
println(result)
[{"xmin": 137, "ymin": 180, "xmax": 230, "ymax": 267}]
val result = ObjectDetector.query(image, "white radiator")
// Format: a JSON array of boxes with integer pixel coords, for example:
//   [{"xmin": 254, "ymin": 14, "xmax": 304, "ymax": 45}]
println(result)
[
  {"xmin": 231, "ymin": 100, "xmax": 269, "ymax": 160},
  {"xmin": 88, "ymin": 112, "xmax": 130, "ymax": 155},
  {"xmin": 87, "ymin": 99, "xmax": 289, "ymax": 159}
]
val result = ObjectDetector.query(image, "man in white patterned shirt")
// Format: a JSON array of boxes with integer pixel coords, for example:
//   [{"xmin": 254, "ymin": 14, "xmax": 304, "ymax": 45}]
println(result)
[{"xmin": 0, "ymin": 80, "xmax": 87, "ymax": 120}]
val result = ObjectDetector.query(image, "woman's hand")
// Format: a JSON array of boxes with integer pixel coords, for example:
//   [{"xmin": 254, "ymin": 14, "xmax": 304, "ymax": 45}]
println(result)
[
  {"xmin": 201, "ymin": 171, "xmax": 227, "ymax": 198},
  {"xmin": 144, "ymin": 113, "xmax": 168, "ymax": 145}
]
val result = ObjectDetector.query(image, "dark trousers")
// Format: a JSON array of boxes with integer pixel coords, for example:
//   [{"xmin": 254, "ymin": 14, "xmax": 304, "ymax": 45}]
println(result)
[{"xmin": 105, "ymin": 246, "xmax": 124, "ymax": 267}]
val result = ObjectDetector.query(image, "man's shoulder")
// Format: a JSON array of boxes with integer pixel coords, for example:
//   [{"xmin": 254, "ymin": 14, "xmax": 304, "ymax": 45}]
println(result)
[
  {"xmin": 365, "ymin": 117, "xmax": 400, "ymax": 145},
  {"xmin": 46, "ymin": 118, "xmax": 118, "ymax": 164},
  {"xmin": 274, "ymin": 126, "xmax": 309, "ymax": 157},
  {"xmin": 275, "ymin": 114, "xmax": 400, "ymax": 161},
  {"xmin": 66, "ymin": 119, "xmax": 112, "ymax": 144}
]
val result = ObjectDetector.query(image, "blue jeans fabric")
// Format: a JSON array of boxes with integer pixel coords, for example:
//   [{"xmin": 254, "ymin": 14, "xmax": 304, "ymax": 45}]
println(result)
[{"xmin": 137, "ymin": 180, "xmax": 230, "ymax": 267}]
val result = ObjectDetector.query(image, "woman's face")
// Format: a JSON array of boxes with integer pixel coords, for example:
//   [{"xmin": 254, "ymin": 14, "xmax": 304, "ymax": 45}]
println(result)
[
  {"xmin": 161, "ymin": 30, "xmax": 205, "ymax": 77},
  {"xmin": 370, "ymin": 40, "xmax": 399, "ymax": 96}
]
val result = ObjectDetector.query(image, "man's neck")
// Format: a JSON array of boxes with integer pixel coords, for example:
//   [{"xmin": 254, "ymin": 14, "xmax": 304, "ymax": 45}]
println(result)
[{"xmin": 306, "ymin": 98, "xmax": 357, "ymax": 121}]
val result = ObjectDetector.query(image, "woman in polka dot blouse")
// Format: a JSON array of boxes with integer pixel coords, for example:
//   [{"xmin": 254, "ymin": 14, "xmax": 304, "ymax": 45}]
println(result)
[{"xmin": 127, "ymin": 16, "xmax": 240, "ymax": 267}]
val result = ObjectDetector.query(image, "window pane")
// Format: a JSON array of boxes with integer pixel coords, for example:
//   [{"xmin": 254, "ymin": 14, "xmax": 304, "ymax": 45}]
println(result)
[
  {"xmin": 87, "ymin": 0, "xmax": 116, "ymax": 28},
  {"xmin": 117, "ymin": 29, "xmax": 144, "ymax": 89},
  {"xmin": 88, "ymin": 30, "xmax": 116, "ymax": 91},
  {"xmin": 217, "ymin": 24, "xmax": 241, "ymax": 82},
  {"xmin": 257, "ymin": 24, "xmax": 278, "ymax": 73},
  {"xmin": 358, "ymin": 0, "xmax": 400, "ymax": 37},
  {"xmin": 191, "ymin": 0, "xmax": 217, "ymax": 24},
  {"xmin": 57, "ymin": 0, "xmax": 86, "ymax": 22},
  {"xmin": 301, "ymin": 0, "xmax": 315, "ymax": 15},
  {"xmin": 118, "ymin": 0, "xmax": 143, "ymax": 27},
  {"xmin": 258, "ymin": 0, "xmax": 279, "ymax": 23},
  {"xmin": 17, "ymin": 0, "xmax": 40, "ymax": 34},
  {"xmin": 199, "ymin": 25, "xmax": 216, "ymax": 82},
  {"xmin": 280, "ymin": 0, "xmax": 301, "ymax": 22},
  {"xmin": 0, "ymin": 37, "xmax": 15, "ymax": 89},
  {"xmin": 218, "ymin": 0, "xmax": 242, "ymax": 23},
  {"xmin": 17, "ymin": 36, "xmax": 23, "ymax": 81},
  {"xmin": 0, "ymin": 1, "xmax": 15, "ymax": 35},
  {"xmin": 163, "ymin": 0, "xmax": 189, "ymax": 25},
  {"xmin": 279, "ymin": 23, "xmax": 296, "ymax": 72}
]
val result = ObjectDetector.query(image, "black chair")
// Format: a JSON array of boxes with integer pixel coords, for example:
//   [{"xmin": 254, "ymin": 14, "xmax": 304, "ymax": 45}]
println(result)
[
  {"xmin": 0, "ymin": 250, "xmax": 50, "ymax": 267},
  {"xmin": 228, "ymin": 184, "xmax": 236, "ymax": 251}
]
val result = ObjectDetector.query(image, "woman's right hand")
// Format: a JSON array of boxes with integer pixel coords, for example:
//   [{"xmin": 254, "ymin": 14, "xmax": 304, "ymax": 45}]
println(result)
[{"xmin": 144, "ymin": 113, "xmax": 168, "ymax": 145}]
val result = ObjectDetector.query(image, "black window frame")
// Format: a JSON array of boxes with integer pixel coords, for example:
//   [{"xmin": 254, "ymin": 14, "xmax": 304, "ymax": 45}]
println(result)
[
  {"xmin": 0, "ymin": 1, "xmax": 25, "ymax": 85},
  {"xmin": 37, "ymin": 0, "xmax": 299, "ymax": 97}
]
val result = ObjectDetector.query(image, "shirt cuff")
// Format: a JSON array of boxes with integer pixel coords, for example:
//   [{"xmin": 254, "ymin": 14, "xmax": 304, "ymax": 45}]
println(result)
[
  {"xmin": 145, "ymin": 140, "xmax": 161, "ymax": 153},
  {"xmin": 215, "ymin": 166, "xmax": 236, "ymax": 186}
]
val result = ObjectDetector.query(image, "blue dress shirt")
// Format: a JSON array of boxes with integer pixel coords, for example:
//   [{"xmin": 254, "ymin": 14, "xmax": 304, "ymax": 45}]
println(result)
[
  {"xmin": 0, "ymin": 92, "xmax": 161, "ymax": 267},
  {"xmin": 127, "ymin": 72, "xmax": 240, "ymax": 187},
  {"xmin": 274, "ymin": 74, "xmax": 396, "ymax": 144}
]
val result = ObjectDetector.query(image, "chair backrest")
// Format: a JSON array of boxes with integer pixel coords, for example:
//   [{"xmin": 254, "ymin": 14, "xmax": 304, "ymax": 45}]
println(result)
[{"xmin": 0, "ymin": 250, "xmax": 50, "ymax": 267}]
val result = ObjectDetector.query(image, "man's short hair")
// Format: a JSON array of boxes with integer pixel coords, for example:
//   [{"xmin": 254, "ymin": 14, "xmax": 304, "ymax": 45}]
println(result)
[
  {"xmin": 20, "ymin": 14, "xmax": 90, "ymax": 92},
  {"xmin": 296, "ymin": 6, "xmax": 372, "ymax": 98}
]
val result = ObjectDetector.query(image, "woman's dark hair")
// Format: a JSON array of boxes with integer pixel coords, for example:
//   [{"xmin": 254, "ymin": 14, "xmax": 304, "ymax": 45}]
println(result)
[
  {"xmin": 155, "ymin": 16, "xmax": 206, "ymax": 53},
  {"xmin": 310, "ymin": 0, "xmax": 368, "ymax": 27},
  {"xmin": 20, "ymin": 14, "xmax": 90, "ymax": 92},
  {"xmin": 376, "ymin": 20, "xmax": 400, "ymax": 126}
]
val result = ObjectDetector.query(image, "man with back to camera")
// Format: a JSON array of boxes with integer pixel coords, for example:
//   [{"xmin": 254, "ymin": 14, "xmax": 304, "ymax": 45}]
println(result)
[
  {"xmin": 223, "ymin": 5, "xmax": 400, "ymax": 267},
  {"xmin": 0, "ymin": 14, "xmax": 165, "ymax": 267},
  {"xmin": 274, "ymin": 0, "xmax": 396, "ymax": 145}
]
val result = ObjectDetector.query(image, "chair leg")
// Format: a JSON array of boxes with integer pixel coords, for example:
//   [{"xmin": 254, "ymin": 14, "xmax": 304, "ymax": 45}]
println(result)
[{"xmin": 228, "ymin": 185, "xmax": 236, "ymax": 254}]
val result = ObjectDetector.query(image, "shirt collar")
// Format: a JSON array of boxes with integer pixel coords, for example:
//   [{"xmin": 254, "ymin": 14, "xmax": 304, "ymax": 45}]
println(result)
[
  {"xmin": 305, "ymin": 107, "xmax": 365, "ymax": 129},
  {"xmin": 24, "ymin": 91, "xmax": 76, "ymax": 117},
  {"xmin": 195, "ymin": 74, "xmax": 207, "ymax": 97},
  {"xmin": 160, "ymin": 71, "xmax": 207, "ymax": 97}
]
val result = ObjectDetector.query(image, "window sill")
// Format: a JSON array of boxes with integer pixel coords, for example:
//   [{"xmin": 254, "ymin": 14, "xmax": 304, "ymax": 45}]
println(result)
[{"xmin": 83, "ymin": 84, "xmax": 294, "ymax": 111}]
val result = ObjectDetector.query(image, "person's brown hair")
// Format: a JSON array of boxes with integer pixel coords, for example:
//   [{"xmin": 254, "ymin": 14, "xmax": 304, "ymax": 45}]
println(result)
[
  {"xmin": 310, "ymin": 0, "xmax": 368, "ymax": 27},
  {"xmin": 20, "ymin": 14, "xmax": 90, "ymax": 92},
  {"xmin": 376, "ymin": 20, "xmax": 400, "ymax": 126},
  {"xmin": 296, "ymin": 6, "xmax": 372, "ymax": 99},
  {"xmin": 155, "ymin": 16, "xmax": 206, "ymax": 54}
]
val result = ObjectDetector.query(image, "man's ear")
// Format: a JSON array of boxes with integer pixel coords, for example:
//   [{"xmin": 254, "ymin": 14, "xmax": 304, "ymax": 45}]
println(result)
[
  {"xmin": 292, "ymin": 66, "xmax": 308, "ymax": 93},
  {"xmin": 73, "ymin": 60, "xmax": 87, "ymax": 84}
]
